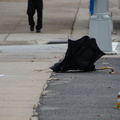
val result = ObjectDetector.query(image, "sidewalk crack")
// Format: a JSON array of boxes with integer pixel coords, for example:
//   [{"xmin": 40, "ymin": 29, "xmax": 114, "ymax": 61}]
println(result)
[
  {"xmin": 4, "ymin": 34, "xmax": 10, "ymax": 42},
  {"xmin": 70, "ymin": 0, "xmax": 81, "ymax": 35}
]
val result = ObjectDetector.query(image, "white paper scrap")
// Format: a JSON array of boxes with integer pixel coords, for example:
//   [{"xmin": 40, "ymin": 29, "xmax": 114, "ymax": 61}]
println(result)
[{"xmin": 0, "ymin": 74, "xmax": 4, "ymax": 77}]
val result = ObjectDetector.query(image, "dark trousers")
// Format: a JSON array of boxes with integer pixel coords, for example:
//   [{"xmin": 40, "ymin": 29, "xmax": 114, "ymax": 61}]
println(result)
[{"xmin": 27, "ymin": 0, "xmax": 43, "ymax": 29}]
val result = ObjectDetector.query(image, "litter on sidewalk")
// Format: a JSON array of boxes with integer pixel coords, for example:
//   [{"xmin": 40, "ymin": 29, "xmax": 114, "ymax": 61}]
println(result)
[
  {"xmin": 50, "ymin": 36, "xmax": 114, "ymax": 73},
  {"xmin": 0, "ymin": 74, "xmax": 4, "ymax": 77}
]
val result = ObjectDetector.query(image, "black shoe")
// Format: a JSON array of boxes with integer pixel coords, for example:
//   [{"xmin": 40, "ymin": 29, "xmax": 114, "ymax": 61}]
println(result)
[
  {"xmin": 36, "ymin": 26, "xmax": 41, "ymax": 33},
  {"xmin": 30, "ymin": 26, "xmax": 34, "ymax": 31},
  {"xmin": 36, "ymin": 29, "xmax": 41, "ymax": 33}
]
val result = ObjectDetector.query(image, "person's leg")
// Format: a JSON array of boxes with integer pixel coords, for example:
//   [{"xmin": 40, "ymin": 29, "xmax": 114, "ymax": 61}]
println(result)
[
  {"xmin": 27, "ymin": 2, "xmax": 35, "ymax": 31},
  {"xmin": 36, "ymin": 9, "xmax": 43, "ymax": 32},
  {"xmin": 28, "ymin": 15, "xmax": 35, "ymax": 31},
  {"xmin": 36, "ymin": 0, "xmax": 43, "ymax": 32}
]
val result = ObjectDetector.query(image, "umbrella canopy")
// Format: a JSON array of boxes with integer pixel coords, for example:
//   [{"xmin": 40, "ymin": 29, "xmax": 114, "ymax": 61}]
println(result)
[{"xmin": 50, "ymin": 36, "xmax": 105, "ymax": 72}]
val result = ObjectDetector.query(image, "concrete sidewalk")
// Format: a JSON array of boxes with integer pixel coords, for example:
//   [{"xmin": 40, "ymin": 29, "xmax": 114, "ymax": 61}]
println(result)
[
  {"xmin": 0, "ymin": 0, "xmax": 79, "ymax": 120},
  {"xmin": 0, "ymin": 0, "xmax": 120, "ymax": 120},
  {"xmin": 39, "ymin": 58, "xmax": 120, "ymax": 120},
  {"xmin": 0, "ymin": 44, "xmax": 67, "ymax": 120}
]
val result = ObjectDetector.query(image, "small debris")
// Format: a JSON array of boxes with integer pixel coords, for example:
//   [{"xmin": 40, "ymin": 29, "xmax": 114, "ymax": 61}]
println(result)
[
  {"xmin": 97, "ymin": 114, "xmax": 105, "ymax": 117},
  {"xmin": 34, "ymin": 69, "xmax": 43, "ymax": 72},
  {"xmin": 41, "ymin": 91, "xmax": 49, "ymax": 96},
  {"xmin": 30, "ymin": 116, "xmax": 38, "ymax": 120},
  {"xmin": 52, "ymin": 73, "xmax": 56, "ymax": 76},
  {"xmin": 72, "ymin": 76, "xmax": 77, "ymax": 79},
  {"xmin": 107, "ymin": 86, "xmax": 111, "ymax": 88},
  {"xmin": 34, "ymin": 68, "xmax": 49, "ymax": 72},
  {"xmin": 109, "ymin": 71, "xmax": 115, "ymax": 74},
  {"xmin": 102, "ymin": 62, "xmax": 109, "ymax": 65},
  {"xmin": 49, "ymin": 78, "xmax": 60, "ymax": 81},
  {"xmin": 117, "ymin": 91, "xmax": 120, "ymax": 109},
  {"xmin": 43, "ymin": 83, "xmax": 48, "ymax": 90},
  {"xmin": 0, "ymin": 74, "xmax": 4, "ymax": 77}
]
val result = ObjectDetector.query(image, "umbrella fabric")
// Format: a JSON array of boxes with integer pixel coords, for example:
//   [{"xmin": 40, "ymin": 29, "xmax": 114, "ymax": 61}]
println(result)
[{"xmin": 50, "ymin": 36, "xmax": 105, "ymax": 72}]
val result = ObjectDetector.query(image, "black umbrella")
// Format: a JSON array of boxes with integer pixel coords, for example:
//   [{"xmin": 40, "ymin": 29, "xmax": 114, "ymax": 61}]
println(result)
[{"xmin": 50, "ymin": 36, "xmax": 105, "ymax": 72}]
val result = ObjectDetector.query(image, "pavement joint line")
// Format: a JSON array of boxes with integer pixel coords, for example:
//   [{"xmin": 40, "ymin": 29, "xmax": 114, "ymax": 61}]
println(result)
[
  {"xmin": 4, "ymin": 33, "xmax": 9, "ymax": 42},
  {"xmin": 70, "ymin": 0, "xmax": 81, "ymax": 34}
]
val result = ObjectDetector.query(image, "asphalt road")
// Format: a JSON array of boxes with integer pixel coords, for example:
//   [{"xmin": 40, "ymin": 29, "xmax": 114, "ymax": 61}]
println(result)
[{"xmin": 37, "ymin": 58, "xmax": 120, "ymax": 120}]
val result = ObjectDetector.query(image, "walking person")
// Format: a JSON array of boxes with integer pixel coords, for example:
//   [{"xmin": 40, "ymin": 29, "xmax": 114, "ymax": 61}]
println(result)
[{"xmin": 27, "ymin": 0, "xmax": 43, "ymax": 33}]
